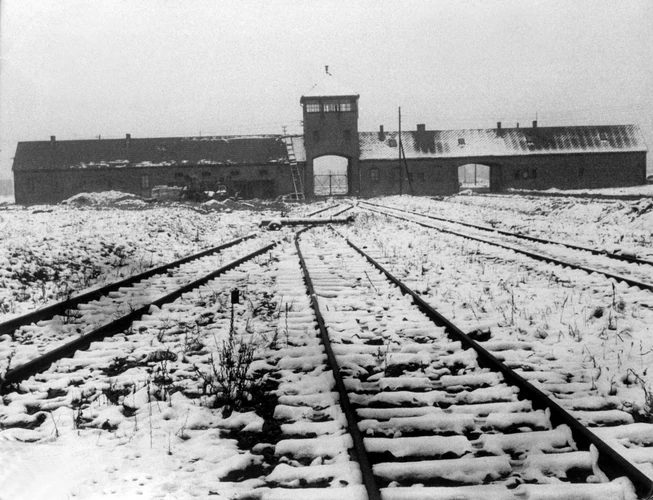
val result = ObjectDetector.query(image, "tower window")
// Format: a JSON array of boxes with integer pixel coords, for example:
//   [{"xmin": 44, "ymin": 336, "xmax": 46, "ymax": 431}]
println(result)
[
  {"xmin": 323, "ymin": 103, "xmax": 338, "ymax": 112},
  {"xmin": 306, "ymin": 103, "xmax": 320, "ymax": 113},
  {"xmin": 340, "ymin": 102, "xmax": 352, "ymax": 112}
]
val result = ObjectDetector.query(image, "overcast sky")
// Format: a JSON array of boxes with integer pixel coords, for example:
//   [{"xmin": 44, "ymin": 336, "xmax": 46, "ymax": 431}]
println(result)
[{"xmin": 1, "ymin": 0, "xmax": 652, "ymax": 181}]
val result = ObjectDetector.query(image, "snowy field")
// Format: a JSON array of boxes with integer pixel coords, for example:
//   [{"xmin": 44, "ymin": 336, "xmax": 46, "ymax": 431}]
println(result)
[{"xmin": 1, "ymin": 189, "xmax": 653, "ymax": 499}]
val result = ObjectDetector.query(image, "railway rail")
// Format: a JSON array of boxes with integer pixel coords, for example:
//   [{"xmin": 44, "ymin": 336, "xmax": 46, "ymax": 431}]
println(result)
[
  {"xmin": 359, "ymin": 201, "xmax": 653, "ymax": 294},
  {"xmin": 296, "ymin": 227, "xmax": 653, "ymax": 499}
]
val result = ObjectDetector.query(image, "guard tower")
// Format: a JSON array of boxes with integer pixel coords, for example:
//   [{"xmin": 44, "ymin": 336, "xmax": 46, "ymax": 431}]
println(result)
[{"xmin": 300, "ymin": 70, "xmax": 360, "ymax": 197}]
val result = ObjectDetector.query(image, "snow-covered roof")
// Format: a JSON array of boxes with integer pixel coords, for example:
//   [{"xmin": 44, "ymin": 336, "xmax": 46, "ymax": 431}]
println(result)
[
  {"xmin": 13, "ymin": 135, "xmax": 289, "ymax": 171},
  {"xmin": 359, "ymin": 125, "xmax": 647, "ymax": 160},
  {"xmin": 301, "ymin": 74, "xmax": 358, "ymax": 100}
]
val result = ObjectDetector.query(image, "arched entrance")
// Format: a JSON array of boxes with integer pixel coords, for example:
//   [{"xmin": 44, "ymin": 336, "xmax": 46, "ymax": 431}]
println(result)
[
  {"xmin": 313, "ymin": 155, "xmax": 349, "ymax": 196},
  {"xmin": 458, "ymin": 163, "xmax": 491, "ymax": 192}
]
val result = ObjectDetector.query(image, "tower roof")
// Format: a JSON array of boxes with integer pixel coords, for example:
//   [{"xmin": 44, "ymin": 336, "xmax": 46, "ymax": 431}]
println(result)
[{"xmin": 301, "ymin": 74, "xmax": 359, "ymax": 101}]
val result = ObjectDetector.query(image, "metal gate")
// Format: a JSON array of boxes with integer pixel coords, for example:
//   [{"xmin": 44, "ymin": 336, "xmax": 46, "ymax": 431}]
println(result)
[{"xmin": 314, "ymin": 174, "xmax": 348, "ymax": 196}]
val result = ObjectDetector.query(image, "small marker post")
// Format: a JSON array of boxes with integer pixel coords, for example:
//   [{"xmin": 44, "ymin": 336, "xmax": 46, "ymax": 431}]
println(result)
[{"xmin": 230, "ymin": 289, "xmax": 239, "ymax": 338}]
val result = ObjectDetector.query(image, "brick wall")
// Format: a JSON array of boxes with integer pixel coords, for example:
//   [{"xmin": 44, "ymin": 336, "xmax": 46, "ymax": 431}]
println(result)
[
  {"xmin": 14, "ymin": 163, "xmax": 295, "ymax": 205},
  {"xmin": 358, "ymin": 159, "xmax": 459, "ymax": 197}
]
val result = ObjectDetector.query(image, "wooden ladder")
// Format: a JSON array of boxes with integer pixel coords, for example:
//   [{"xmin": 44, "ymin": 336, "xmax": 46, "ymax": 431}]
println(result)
[{"xmin": 284, "ymin": 136, "xmax": 305, "ymax": 200}]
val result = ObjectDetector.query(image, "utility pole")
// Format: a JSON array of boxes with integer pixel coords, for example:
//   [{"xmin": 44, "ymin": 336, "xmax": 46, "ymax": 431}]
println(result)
[
  {"xmin": 398, "ymin": 107, "xmax": 403, "ymax": 195},
  {"xmin": 398, "ymin": 107, "xmax": 413, "ymax": 195}
]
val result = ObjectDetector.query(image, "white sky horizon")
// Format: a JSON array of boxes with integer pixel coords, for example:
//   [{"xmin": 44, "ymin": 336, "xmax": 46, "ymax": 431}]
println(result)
[{"xmin": 1, "ymin": 0, "xmax": 652, "ymax": 182}]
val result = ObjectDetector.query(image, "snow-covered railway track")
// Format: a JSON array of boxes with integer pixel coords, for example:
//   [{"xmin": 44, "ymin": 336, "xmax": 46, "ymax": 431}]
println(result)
[
  {"xmin": 1, "ymin": 235, "xmax": 278, "ymax": 386},
  {"xmin": 0, "ymin": 233, "xmax": 261, "ymax": 340},
  {"xmin": 1, "ymin": 233, "xmax": 369, "ymax": 499},
  {"xmin": 360, "ymin": 201, "xmax": 653, "ymax": 294},
  {"xmin": 305, "ymin": 203, "xmax": 354, "ymax": 218},
  {"xmin": 296, "ymin": 227, "xmax": 653, "ymax": 499},
  {"xmin": 361, "ymin": 200, "xmax": 653, "ymax": 268}
]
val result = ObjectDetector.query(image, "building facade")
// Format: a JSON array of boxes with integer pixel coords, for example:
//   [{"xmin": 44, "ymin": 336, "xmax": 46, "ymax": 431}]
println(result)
[{"xmin": 12, "ymin": 78, "xmax": 648, "ymax": 205}]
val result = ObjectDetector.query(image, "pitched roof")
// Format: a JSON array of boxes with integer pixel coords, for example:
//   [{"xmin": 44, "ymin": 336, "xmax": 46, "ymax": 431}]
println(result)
[
  {"xmin": 359, "ymin": 125, "xmax": 647, "ymax": 160},
  {"xmin": 13, "ymin": 135, "xmax": 289, "ymax": 171}
]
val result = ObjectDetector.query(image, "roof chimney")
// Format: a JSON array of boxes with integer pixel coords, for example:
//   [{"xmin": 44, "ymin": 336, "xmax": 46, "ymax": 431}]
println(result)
[
  {"xmin": 50, "ymin": 135, "xmax": 56, "ymax": 143},
  {"xmin": 497, "ymin": 122, "xmax": 502, "ymax": 131},
  {"xmin": 378, "ymin": 125, "xmax": 385, "ymax": 141},
  {"xmin": 126, "ymin": 133, "xmax": 131, "ymax": 145},
  {"xmin": 533, "ymin": 120, "xmax": 538, "ymax": 128},
  {"xmin": 417, "ymin": 124, "xmax": 426, "ymax": 133},
  {"xmin": 516, "ymin": 123, "xmax": 520, "ymax": 128}
]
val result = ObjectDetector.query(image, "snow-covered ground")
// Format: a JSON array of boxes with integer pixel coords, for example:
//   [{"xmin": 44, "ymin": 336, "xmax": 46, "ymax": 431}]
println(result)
[
  {"xmin": 1, "ymin": 190, "xmax": 653, "ymax": 499},
  {"xmin": 508, "ymin": 184, "xmax": 653, "ymax": 197}
]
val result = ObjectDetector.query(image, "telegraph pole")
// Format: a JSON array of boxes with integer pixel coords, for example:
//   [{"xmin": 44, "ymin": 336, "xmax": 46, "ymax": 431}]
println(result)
[{"xmin": 398, "ymin": 107, "xmax": 403, "ymax": 195}]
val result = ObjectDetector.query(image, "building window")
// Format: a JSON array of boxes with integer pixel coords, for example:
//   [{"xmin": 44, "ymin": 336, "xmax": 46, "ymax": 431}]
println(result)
[
  {"xmin": 409, "ymin": 172, "xmax": 426, "ymax": 182},
  {"xmin": 388, "ymin": 138, "xmax": 397, "ymax": 147},
  {"xmin": 141, "ymin": 175, "xmax": 150, "ymax": 189},
  {"xmin": 522, "ymin": 171, "xmax": 529, "ymax": 179},
  {"xmin": 174, "ymin": 172, "xmax": 184, "ymax": 179},
  {"xmin": 259, "ymin": 169, "xmax": 269, "ymax": 177},
  {"xmin": 531, "ymin": 169, "xmax": 537, "ymax": 179},
  {"xmin": 306, "ymin": 103, "xmax": 320, "ymax": 113},
  {"xmin": 27, "ymin": 178, "xmax": 35, "ymax": 192},
  {"xmin": 579, "ymin": 166, "xmax": 585, "ymax": 178},
  {"xmin": 514, "ymin": 171, "xmax": 520, "ymax": 180},
  {"xmin": 230, "ymin": 169, "xmax": 240, "ymax": 177},
  {"xmin": 392, "ymin": 167, "xmax": 402, "ymax": 181},
  {"xmin": 458, "ymin": 138, "xmax": 465, "ymax": 145},
  {"xmin": 202, "ymin": 171, "xmax": 212, "ymax": 177},
  {"xmin": 313, "ymin": 130, "xmax": 320, "ymax": 143},
  {"xmin": 343, "ymin": 129, "xmax": 351, "ymax": 141},
  {"xmin": 370, "ymin": 168, "xmax": 380, "ymax": 183}
]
